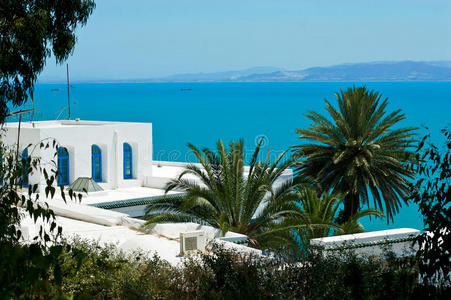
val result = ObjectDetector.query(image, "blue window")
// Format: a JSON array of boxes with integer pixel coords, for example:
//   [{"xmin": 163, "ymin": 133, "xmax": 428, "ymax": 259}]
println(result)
[
  {"xmin": 22, "ymin": 148, "xmax": 29, "ymax": 187},
  {"xmin": 57, "ymin": 147, "xmax": 69, "ymax": 186},
  {"xmin": 123, "ymin": 143, "xmax": 132, "ymax": 179},
  {"xmin": 91, "ymin": 145, "xmax": 102, "ymax": 182}
]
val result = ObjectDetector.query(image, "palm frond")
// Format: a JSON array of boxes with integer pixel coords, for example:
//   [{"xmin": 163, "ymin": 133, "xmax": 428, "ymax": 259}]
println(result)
[
  {"xmin": 145, "ymin": 138, "xmax": 302, "ymax": 251},
  {"xmin": 292, "ymin": 86, "xmax": 417, "ymax": 222}
]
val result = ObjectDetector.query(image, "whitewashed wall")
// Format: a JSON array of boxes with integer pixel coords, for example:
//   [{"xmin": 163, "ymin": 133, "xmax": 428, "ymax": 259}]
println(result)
[
  {"xmin": 310, "ymin": 228, "xmax": 420, "ymax": 258},
  {"xmin": 2, "ymin": 120, "xmax": 153, "ymax": 191}
]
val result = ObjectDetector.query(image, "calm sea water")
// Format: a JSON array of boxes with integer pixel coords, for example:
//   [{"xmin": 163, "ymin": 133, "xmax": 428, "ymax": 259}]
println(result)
[{"xmin": 27, "ymin": 82, "xmax": 451, "ymax": 231}]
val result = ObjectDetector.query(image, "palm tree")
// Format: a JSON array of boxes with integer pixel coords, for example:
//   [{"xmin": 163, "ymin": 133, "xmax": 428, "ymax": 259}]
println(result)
[
  {"xmin": 292, "ymin": 86, "xmax": 417, "ymax": 222},
  {"xmin": 145, "ymin": 139, "xmax": 300, "ymax": 250},
  {"xmin": 288, "ymin": 187, "xmax": 383, "ymax": 245}
]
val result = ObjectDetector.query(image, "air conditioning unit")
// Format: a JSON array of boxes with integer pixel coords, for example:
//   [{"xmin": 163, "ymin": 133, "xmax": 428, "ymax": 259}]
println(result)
[{"xmin": 179, "ymin": 230, "xmax": 206, "ymax": 256}]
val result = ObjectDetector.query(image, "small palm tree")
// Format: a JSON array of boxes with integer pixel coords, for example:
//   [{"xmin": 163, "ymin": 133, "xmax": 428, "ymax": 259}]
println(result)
[
  {"xmin": 292, "ymin": 86, "xmax": 417, "ymax": 222},
  {"xmin": 294, "ymin": 188, "xmax": 341, "ymax": 239},
  {"xmin": 145, "ymin": 139, "xmax": 300, "ymax": 250},
  {"xmin": 283, "ymin": 187, "xmax": 383, "ymax": 246}
]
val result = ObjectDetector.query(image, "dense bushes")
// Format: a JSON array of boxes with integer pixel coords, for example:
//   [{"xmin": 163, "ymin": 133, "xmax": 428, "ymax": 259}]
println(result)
[
  {"xmin": 0, "ymin": 242, "xmax": 70, "ymax": 298},
  {"xmin": 8, "ymin": 239, "xmax": 438, "ymax": 299},
  {"xmin": 56, "ymin": 240, "xmax": 175, "ymax": 299}
]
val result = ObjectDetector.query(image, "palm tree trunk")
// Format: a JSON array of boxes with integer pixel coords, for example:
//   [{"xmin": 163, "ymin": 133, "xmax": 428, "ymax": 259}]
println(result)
[{"xmin": 343, "ymin": 193, "xmax": 359, "ymax": 223}]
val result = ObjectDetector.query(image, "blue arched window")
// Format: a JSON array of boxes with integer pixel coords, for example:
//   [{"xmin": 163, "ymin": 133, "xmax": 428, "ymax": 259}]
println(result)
[
  {"xmin": 91, "ymin": 145, "xmax": 102, "ymax": 182},
  {"xmin": 57, "ymin": 147, "xmax": 69, "ymax": 186},
  {"xmin": 21, "ymin": 148, "xmax": 29, "ymax": 187},
  {"xmin": 123, "ymin": 143, "xmax": 132, "ymax": 179}
]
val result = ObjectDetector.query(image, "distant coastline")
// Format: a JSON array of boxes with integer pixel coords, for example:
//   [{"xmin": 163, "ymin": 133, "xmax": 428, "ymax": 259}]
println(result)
[{"xmin": 38, "ymin": 61, "xmax": 451, "ymax": 84}]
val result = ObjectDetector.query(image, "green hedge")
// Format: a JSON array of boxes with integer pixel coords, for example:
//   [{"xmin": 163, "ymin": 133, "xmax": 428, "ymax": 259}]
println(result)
[
  {"xmin": 1, "ymin": 239, "xmax": 449, "ymax": 299},
  {"xmin": 59, "ymin": 240, "xmax": 449, "ymax": 299}
]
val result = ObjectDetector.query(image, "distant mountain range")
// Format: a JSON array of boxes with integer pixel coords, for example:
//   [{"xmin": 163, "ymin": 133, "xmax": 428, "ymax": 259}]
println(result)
[
  {"xmin": 152, "ymin": 61, "xmax": 451, "ymax": 82},
  {"xmin": 46, "ymin": 61, "xmax": 451, "ymax": 83},
  {"xmin": 160, "ymin": 66, "xmax": 283, "ymax": 82}
]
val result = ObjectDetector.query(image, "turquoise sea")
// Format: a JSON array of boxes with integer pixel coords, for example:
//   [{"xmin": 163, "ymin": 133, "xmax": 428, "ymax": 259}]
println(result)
[{"xmin": 28, "ymin": 82, "xmax": 451, "ymax": 232}]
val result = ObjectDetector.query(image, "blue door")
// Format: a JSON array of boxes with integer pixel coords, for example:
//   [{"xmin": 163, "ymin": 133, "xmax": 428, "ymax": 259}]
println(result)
[
  {"xmin": 57, "ymin": 147, "xmax": 69, "ymax": 185},
  {"xmin": 123, "ymin": 143, "xmax": 132, "ymax": 179},
  {"xmin": 91, "ymin": 145, "xmax": 102, "ymax": 182}
]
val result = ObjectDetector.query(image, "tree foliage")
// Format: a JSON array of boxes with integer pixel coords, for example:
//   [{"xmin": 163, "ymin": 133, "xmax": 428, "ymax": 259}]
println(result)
[
  {"xmin": 0, "ymin": 140, "xmax": 61, "ymax": 244},
  {"xmin": 0, "ymin": 1, "xmax": 94, "ymax": 296},
  {"xmin": 44, "ymin": 239, "xmax": 446, "ymax": 299},
  {"xmin": 145, "ymin": 139, "xmax": 301, "ymax": 251},
  {"xmin": 287, "ymin": 187, "xmax": 384, "ymax": 245},
  {"xmin": 0, "ymin": 0, "xmax": 95, "ymax": 123},
  {"xmin": 0, "ymin": 140, "xmax": 83, "ymax": 298},
  {"xmin": 292, "ymin": 86, "xmax": 417, "ymax": 222},
  {"xmin": 411, "ymin": 127, "xmax": 451, "ymax": 286}
]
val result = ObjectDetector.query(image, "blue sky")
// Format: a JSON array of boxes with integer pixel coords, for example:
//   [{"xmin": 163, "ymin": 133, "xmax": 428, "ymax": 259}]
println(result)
[{"xmin": 39, "ymin": 0, "xmax": 451, "ymax": 82}]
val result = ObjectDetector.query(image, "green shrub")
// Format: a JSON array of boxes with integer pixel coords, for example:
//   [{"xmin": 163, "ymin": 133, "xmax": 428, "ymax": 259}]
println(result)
[
  {"xmin": 57, "ymin": 238, "xmax": 177, "ymax": 299},
  {"xmin": 3, "ymin": 237, "xmax": 449, "ymax": 299}
]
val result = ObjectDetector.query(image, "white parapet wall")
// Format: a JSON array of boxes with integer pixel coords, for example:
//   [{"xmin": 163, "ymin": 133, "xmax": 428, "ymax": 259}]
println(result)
[
  {"xmin": 310, "ymin": 228, "xmax": 420, "ymax": 258},
  {"xmin": 149, "ymin": 160, "xmax": 293, "ymax": 191}
]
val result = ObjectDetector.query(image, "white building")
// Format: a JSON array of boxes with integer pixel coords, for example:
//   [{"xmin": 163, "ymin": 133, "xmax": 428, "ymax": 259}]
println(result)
[
  {"xmin": 1, "ymin": 119, "xmax": 293, "ymax": 217},
  {"xmin": 2, "ymin": 119, "xmax": 263, "ymax": 263},
  {"xmin": 2, "ymin": 120, "xmax": 153, "ymax": 191}
]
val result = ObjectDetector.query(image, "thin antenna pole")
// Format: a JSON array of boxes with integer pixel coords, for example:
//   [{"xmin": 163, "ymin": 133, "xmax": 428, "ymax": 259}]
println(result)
[
  {"xmin": 15, "ymin": 114, "xmax": 22, "ymax": 191},
  {"xmin": 66, "ymin": 64, "xmax": 71, "ymax": 120},
  {"xmin": 8, "ymin": 109, "xmax": 34, "ymax": 190},
  {"xmin": 16, "ymin": 114, "xmax": 22, "ymax": 167}
]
